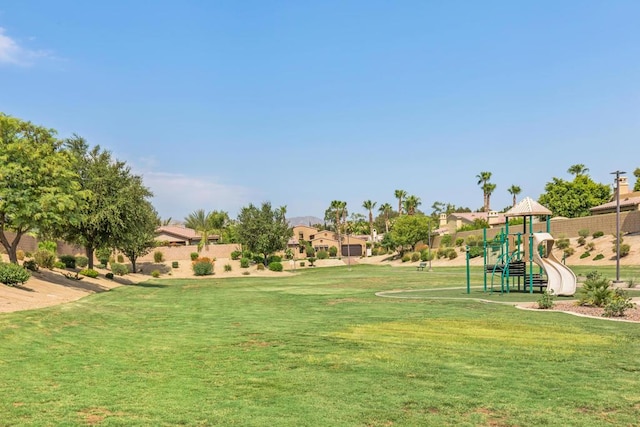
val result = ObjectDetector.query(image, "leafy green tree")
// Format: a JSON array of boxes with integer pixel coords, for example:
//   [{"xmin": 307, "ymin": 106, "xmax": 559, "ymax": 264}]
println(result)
[
  {"xmin": 394, "ymin": 189, "xmax": 407, "ymax": 215},
  {"xmin": 236, "ymin": 202, "xmax": 292, "ymax": 266},
  {"xmin": 0, "ymin": 114, "xmax": 86, "ymax": 263},
  {"xmin": 388, "ymin": 214, "xmax": 432, "ymax": 254},
  {"xmin": 362, "ymin": 200, "xmax": 377, "ymax": 242},
  {"xmin": 634, "ymin": 167, "xmax": 640, "ymax": 192},
  {"xmin": 507, "ymin": 185, "xmax": 521, "ymax": 208},
  {"xmin": 62, "ymin": 136, "xmax": 153, "ymax": 269},
  {"xmin": 117, "ymin": 199, "xmax": 158, "ymax": 273},
  {"xmin": 538, "ymin": 175, "xmax": 610, "ymax": 218},
  {"xmin": 476, "ymin": 171, "xmax": 493, "ymax": 212}
]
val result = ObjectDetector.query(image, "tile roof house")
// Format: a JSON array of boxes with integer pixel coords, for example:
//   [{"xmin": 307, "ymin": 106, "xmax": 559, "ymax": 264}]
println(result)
[
  {"xmin": 288, "ymin": 225, "xmax": 368, "ymax": 257},
  {"xmin": 439, "ymin": 211, "xmax": 507, "ymax": 233},
  {"xmin": 590, "ymin": 177, "xmax": 640, "ymax": 215},
  {"xmin": 155, "ymin": 225, "xmax": 219, "ymax": 246}
]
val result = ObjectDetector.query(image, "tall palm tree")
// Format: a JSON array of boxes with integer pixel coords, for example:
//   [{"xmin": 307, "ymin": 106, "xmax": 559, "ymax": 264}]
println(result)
[
  {"xmin": 476, "ymin": 171, "xmax": 493, "ymax": 212},
  {"xmin": 378, "ymin": 203, "xmax": 393, "ymax": 233},
  {"xmin": 184, "ymin": 209, "xmax": 216, "ymax": 252},
  {"xmin": 507, "ymin": 185, "xmax": 521, "ymax": 208},
  {"xmin": 362, "ymin": 200, "xmax": 377, "ymax": 243},
  {"xmin": 567, "ymin": 164, "xmax": 589, "ymax": 177},
  {"xmin": 403, "ymin": 195, "xmax": 422, "ymax": 215},
  {"xmin": 325, "ymin": 200, "xmax": 347, "ymax": 256},
  {"xmin": 394, "ymin": 189, "xmax": 407, "ymax": 215},
  {"xmin": 483, "ymin": 183, "xmax": 496, "ymax": 212}
]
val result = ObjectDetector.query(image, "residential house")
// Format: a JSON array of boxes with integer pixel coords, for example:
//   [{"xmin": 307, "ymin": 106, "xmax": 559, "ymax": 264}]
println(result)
[
  {"xmin": 439, "ymin": 211, "xmax": 507, "ymax": 233},
  {"xmin": 590, "ymin": 176, "xmax": 640, "ymax": 215},
  {"xmin": 288, "ymin": 225, "xmax": 368, "ymax": 257},
  {"xmin": 155, "ymin": 225, "xmax": 219, "ymax": 246}
]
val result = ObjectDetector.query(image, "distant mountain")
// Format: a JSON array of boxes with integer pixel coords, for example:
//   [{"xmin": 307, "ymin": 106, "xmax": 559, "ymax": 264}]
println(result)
[{"xmin": 288, "ymin": 216, "xmax": 324, "ymax": 227}]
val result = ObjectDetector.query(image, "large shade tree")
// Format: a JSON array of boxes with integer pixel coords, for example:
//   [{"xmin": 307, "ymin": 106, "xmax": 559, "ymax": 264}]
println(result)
[
  {"xmin": 62, "ymin": 136, "xmax": 154, "ymax": 269},
  {"xmin": 116, "ymin": 198, "xmax": 158, "ymax": 273},
  {"xmin": 538, "ymin": 174, "xmax": 610, "ymax": 218},
  {"xmin": 0, "ymin": 114, "xmax": 86, "ymax": 263},
  {"xmin": 387, "ymin": 214, "xmax": 432, "ymax": 254},
  {"xmin": 237, "ymin": 202, "xmax": 292, "ymax": 265}
]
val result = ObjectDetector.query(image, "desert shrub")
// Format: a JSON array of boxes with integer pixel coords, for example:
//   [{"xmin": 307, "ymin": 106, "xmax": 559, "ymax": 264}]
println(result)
[
  {"xmin": 190, "ymin": 252, "xmax": 199, "ymax": 261},
  {"xmin": 578, "ymin": 228, "xmax": 589, "ymax": 239},
  {"xmin": 75, "ymin": 256, "xmax": 89, "ymax": 268},
  {"xmin": 23, "ymin": 260, "xmax": 38, "ymax": 272},
  {"xmin": 224, "ymin": 263, "xmax": 232, "ymax": 272},
  {"xmin": 117, "ymin": 254, "xmax": 124, "ymax": 263},
  {"xmin": 420, "ymin": 250, "xmax": 434, "ymax": 262},
  {"xmin": 317, "ymin": 250, "xmax": 329, "ymax": 260},
  {"xmin": 577, "ymin": 271, "xmax": 612, "ymax": 307},
  {"xmin": 256, "ymin": 263, "xmax": 265, "ymax": 271},
  {"xmin": 329, "ymin": 246, "xmax": 338, "ymax": 257},
  {"xmin": 455, "ymin": 237, "xmax": 464, "ymax": 247},
  {"xmin": 401, "ymin": 254, "xmax": 411, "ymax": 262},
  {"xmin": 38, "ymin": 240, "xmax": 57, "ymax": 254},
  {"xmin": 466, "ymin": 235, "xmax": 481, "ymax": 247},
  {"xmin": 242, "ymin": 271, "xmax": 250, "ymax": 275},
  {"xmin": 585, "ymin": 242, "xmax": 595, "ymax": 252},
  {"xmin": 105, "ymin": 272, "xmax": 114, "ymax": 280},
  {"xmin": 411, "ymin": 252, "xmax": 421, "ymax": 262},
  {"xmin": 592, "ymin": 231, "xmax": 604, "ymax": 239},
  {"xmin": 242, "ymin": 250, "xmax": 252, "ymax": 259},
  {"xmin": 537, "ymin": 290, "xmax": 555, "ymax": 309},
  {"xmin": 580, "ymin": 252, "xmax": 591, "ymax": 259},
  {"xmin": 268, "ymin": 261, "xmax": 283, "ymax": 272},
  {"xmin": 231, "ymin": 250, "xmax": 242, "ymax": 260},
  {"xmin": 307, "ymin": 257, "xmax": 316, "ymax": 266},
  {"xmin": 153, "ymin": 251, "xmax": 165, "ymax": 263},
  {"xmin": 54, "ymin": 261, "xmax": 66, "ymax": 269},
  {"xmin": 447, "ymin": 248, "xmax": 458, "ymax": 260},
  {"xmin": 556, "ymin": 235, "xmax": 570, "ymax": 250},
  {"xmin": 468, "ymin": 246, "xmax": 483, "ymax": 258},
  {"xmin": 110, "ymin": 263, "xmax": 129, "ymax": 276},
  {"xmin": 603, "ymin": 288, "xmax": 635, "ymax": 317},
  {"xmin": 96, "ymin": 263, "xmax": 106, "ymax": 269},
  {"xmin": 34, "ymin": 250, "xmax": 56, "ymax": 269},
  {"xmin": 59, "ymin": 255, "xmax": 76, "ymax": 269},
  {"xmin": 593, "ymin": 254, "xmax": 604, "ymax": 261},
  {"xmin": 172, "ymin": 261, "xmax": 179, "ymax": 268},
  {"xmin": 192, "ymin": 257, "xmax": 214, "ymax": 276},
  {"xmin": 151, "ymin": 270, "xmax": 161, "ymax": 278},
  {"xmin": 563, "ymin": 247, "xmax": 575, "ymax": 257},
  {"xmin": 268, "ymin": 255, "xmax": 282, "ymax": 263},
  {"xmin": 253, "ymin": 254, "xmax": 265, "ymax": 264},
  {"xmin": 16, "ymin": 250, "xmax": 25, "ymax": 261},
  {"xmin": 299, "ymin": 261, "xmax": 305, "ymax": 267},
  {"xmin": 0, "ymin": 263, "xmax": 31, "ymax": 285},
  {"xmin": 577, "ymin": 236, "xmax": 586, "ymax": 246},
  {"xmin": 371, "ymin": 247, "xmax": 379, "ymax": 256},
  {"xmin": 436, "ymin": 248, "xmax": 449, "ymax": 259},
  {"xmin": 614, "ymin": 243, "xmax": 631, "ymax": 257},
  {"xmin": 79, "ymin": 269, "xmax": 99, "ymax": 278},
  {"xmin": 240, "ymin": 258, "xmax": 250, "ymax": 268},
  {"xmin": 96, "ymin": 248, "xmax": 111, "ymax": 265},
  {"xmin": 440, "ymin": 234, "xmax": 452, "ymax": 248}
]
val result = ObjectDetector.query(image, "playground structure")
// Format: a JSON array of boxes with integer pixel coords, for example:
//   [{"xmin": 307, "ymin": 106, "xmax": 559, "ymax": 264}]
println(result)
[{"xmin": 466, "ymin": 197, "xmax": 577, "ymax": 296}]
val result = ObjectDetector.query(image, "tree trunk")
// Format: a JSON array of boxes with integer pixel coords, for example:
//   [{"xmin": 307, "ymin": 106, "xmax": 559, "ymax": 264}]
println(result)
[
  {"xmin": 85, "ymin": 245, "xmax": 95, "ymax": 269},
  {"xmin": 130, "ymin": 255, "xmax": 137, "ymax": 273},
  {"xmin": 0, "ymin": 230, "xmax": 23, "ymax": 264}
]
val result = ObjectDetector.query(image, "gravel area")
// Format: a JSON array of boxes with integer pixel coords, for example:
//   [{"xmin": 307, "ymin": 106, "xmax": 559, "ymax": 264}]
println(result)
[{"xmin": 523, "ymin": 300, "xmax": 640, "ymax": 322}]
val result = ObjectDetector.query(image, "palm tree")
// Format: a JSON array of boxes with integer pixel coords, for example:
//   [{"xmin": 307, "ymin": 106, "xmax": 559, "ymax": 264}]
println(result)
[
  {"xmin": 362, "ymin": 200, "xmax": 377, "ymax": 244},
  {"xmin": 394, "ymin": 189, "xmax": 407, "ymax": 215},
  {"xmin": 507, "ymin": 185, "xmax": 521, "ymax": 208},
  {"xmin": 567, "ymin": 164, "xmax": 589, "ymax": 177},
  {"xmin": 476, "ymin": 171, "xmax": 493, "ymax": 212},
  {"xmin": 635, "ymin": 167, "xmax": 640, "ymax": 191},
  {"xmin": 378, "ymin": 203, "xmax": 393, "ymax": 233},
  {"xmin": 325, "ymin": 200, "xmax": 347, "ymax": 256},
  {"xmin": 184, "ymin": 209, "xmax": 217, "ymax": 252},
  {"xmin": 403, "ymin": 195, "xmax": 422, "ymax": 215},
  {"xmin": 483, "ymin": 183, "xmax": 496, "ymax": 212}
]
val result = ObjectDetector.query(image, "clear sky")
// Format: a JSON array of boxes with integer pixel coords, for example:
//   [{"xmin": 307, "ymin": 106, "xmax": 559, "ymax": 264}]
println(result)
[{"xmin": 2, "ymin": 1, "xmax": 639, "ymax": 221}]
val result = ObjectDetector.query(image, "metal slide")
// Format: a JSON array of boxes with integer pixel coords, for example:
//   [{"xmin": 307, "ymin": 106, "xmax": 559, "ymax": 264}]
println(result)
[{"xmin": 531, "ymin": 233, "xmax": 577, "ymax": 296}]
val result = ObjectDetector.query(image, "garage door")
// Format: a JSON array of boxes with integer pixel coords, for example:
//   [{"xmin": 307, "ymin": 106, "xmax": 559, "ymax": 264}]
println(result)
[{"xmin": 341, "ymin": 244, "xmax": 362, "ymax": 257}]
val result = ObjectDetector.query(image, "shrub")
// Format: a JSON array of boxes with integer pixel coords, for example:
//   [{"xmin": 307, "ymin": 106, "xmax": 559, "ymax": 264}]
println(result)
[
  {"xmin": 436, "ymin": 248, "xmax": 449, "ymax": 259},
  {"xmin": 153, "ymin": 251, "xmax": 165, "ymax": 263},
  {"xmin": 577, "ymin": 271, "xmax": 612, "ymax": 307},
  {"xmin": 577, "ymin": 228, "xmax": 589, "ymax": 239},
  {"xmin": 306, "ymin": 247, "xmax": 316, "ymax": 258},
  {"xmin": 329, "ymin": 246, "xmax": 338, "ymax": 257},
  {"xmin": 420, "ymin": 250, "xmax": 434, "ymax": 262},
  {"xmin": 585, "ymin": 242, "xmax": 595, "ymax": 252},
  {"xmin": 256, "ymin": 263, "xmax": 265, "ymax": 271},
  {"xmin": 440, "ymin": 234, "xmax": 452, "ymax": 248},
  {"xmin": 614, "ymin": 243, "xmax": 631, "ymax": 257},
  {"xmin": 317, "ymin": 250, "xmax": 329, "ymax": 260},
  {"xmin": 468, "ymin": 246, "xmax": 483, "ymax": 258},
  {"xmin": 76, "ymin": 256, "xmax": 89, "ymax": 268},
  {"xmin": 299, "ymin": 261, "xmax": 305, "ymax": 267},
  {"xmin": 23, "ymin": 260, "xmax": 39, "ymax": 272},
  {"xmin": 411, "ymin": 252, "xmax": 421, "ymax": 262},
  {"xmin": 38, "ymin": 240, "xmax": 57, "ymax": 253},
  {"xmin": 0, "ymin": 263, "xmax": 31, "ymax": 286},
  {"xmin": 240, "ymin": 258, "xmax": 250, "ymax": 268},
  {"xmin": 16, "ymin": 249, "xmax": 25, "ymax": 261},
  {"xmin": 96, "ymin": 248, "xmax": 111, "ymax": 265},
  {"xmin": 401, "ymin": 254, "xmax": 411, "ymax": 262},
  {"xmin": 580, "ymin": 252, "xmax": 590, "ymax": 259},
  {"xmin": 192, "ymin": 258, "xmax": 214, "ymax": 276},
  {"xmin": 592, "ymin": 231, "xmax": 604, "ymax": 239},
  {"xmin": 307, "ymin": 257, "xmax": 316, "ymax": 266},
  {"xmin": 242, "ymin": 250, "xmax": 252, "ymax": 259},
  {"xmin": 63, "ymin": 272, "xmax": 82, "ymax": 281},
  {"xmin": 34, "ymin": 250, "xmax": 56, "ymax": 269},
  {"xmin": 59, "ymin": 255, "xmax": 76, "ymax": 269},
  {"xmin": 79, "ymin": 269, "xmax": 99, "ymax": 278},
  {"xmin": 224, "ymin": 263, "xmax": 232, "ymax": 272},
  {"xmin": 455, "ymin": 237, "xmax": 464, "ymax": 247},
  {"xmin": 190, "ymin": 252, "xmax": 199, "ymax": 261},
  {"xmin": 447, "ymin": 248, "xmax": 458, "ymax": 260},
  {"xmin": 268, "ymin": 262, "xmax": 283, "ymax": 272},
  {"xmin": 172, "ymin": 261, "xmax": 179, "ymax": 268},
  {"xmin": 105, "ymin": 272, "xmax": 114, "ymax": 280},
  {"xmin": 577, "ymin": 236, "xmax": 586, "ymax": 246},
  {"xmin": 253, "ymin": 254, "xmax": 265, "ymax": 264},
  {"xmin": 151, "ymin": 270, "xmax": 161, "ymax": 278},
  {"xmin": 117, "ymin": 254, "xmax": 124, "ymax": 263},
  {"xmin": 371, "ymin": 247, "xmax": 379, "ymax": 256},
  {"xmin": 96, "ymin": 263, "xmax": 107, "ymax": 269},
  {"xmin": 593, "ymin": 254, "xmax": 604, "ymax": 261},
  {"xmin": 268, "ymin": 255, "xmax": 282, "ymax": 263},
  {"xmin": 537, "ymin": 290, "xmax": 555, "ymax": 309},
  {"xmin": 563, "ymin": 247, "xmax": 575, "ymax": 257},
  {"xmin": 242, "ymin": 271, "xmax": 250, "ymax": 275},
  {"xmin": 231, "ymin": 250, "xmax": 242, "ymax": 260},
  {"xmin": 603, "ymin": 288, "xmax": 635, "ymax": 317},
  {"xmin": 556, "ymin": 235, "xmax": 570, "ymax": 250},
  {"xmin": 54, "ymin": 261, "xmax": 66, "ymax": 269},
  {"xmin": 110, "ymin": 263, "xmax": 129, "ymax": 276}
]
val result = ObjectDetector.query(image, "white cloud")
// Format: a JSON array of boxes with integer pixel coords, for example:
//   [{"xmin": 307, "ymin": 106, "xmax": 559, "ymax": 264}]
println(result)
[
  {"xmin": 0, "ymin": 27, "xmax": 51, "ymax": 66},
  {"xmin": 142, "ymin": 171, "xmax": 257, "ymax": 221}
]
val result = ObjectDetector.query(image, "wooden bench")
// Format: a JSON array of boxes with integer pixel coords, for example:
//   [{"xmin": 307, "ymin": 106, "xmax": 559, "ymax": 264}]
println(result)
[{"xmin": 417, "ymin": 262, "xmax": 427, "ymax": 271}]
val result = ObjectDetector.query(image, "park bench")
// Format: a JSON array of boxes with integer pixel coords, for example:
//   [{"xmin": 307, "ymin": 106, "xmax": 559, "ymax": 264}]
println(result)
[{"xmin": 417, "ymin": 262, "xmax": 427, "ymax": 271}]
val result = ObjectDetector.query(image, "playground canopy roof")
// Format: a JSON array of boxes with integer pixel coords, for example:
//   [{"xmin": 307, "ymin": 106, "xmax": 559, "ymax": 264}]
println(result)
[{"xmin": 505, "ymin": 197, "xmax": 552, "ymax": 217}]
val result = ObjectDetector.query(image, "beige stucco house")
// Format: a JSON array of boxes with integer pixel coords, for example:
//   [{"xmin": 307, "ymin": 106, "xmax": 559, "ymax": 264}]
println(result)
[
  {"xmin": 288, "ymin": 225, "xmax": 368, "ymax": 257},
  {"xmin": 439, "ymin": 211, "xmax": 507, "ymax": 233},
  {"xmin": 155, "ymin": 225, "xmax": 219, "ymax": 246},
  {"xmin": 590, "ymin": 177, "xmax": 640, "ymax": 215}
]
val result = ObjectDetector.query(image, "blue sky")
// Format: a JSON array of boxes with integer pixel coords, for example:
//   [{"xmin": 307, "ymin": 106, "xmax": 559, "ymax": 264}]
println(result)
[{"xmin": 2, "ymin": 1, "xmax": 639, "ymax": 221}]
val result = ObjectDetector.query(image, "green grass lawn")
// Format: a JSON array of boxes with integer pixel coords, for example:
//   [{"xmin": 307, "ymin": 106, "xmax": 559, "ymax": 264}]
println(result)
[{"xmin": 1, "ymin": 264, "xmax": 639, "ymax": 426}]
